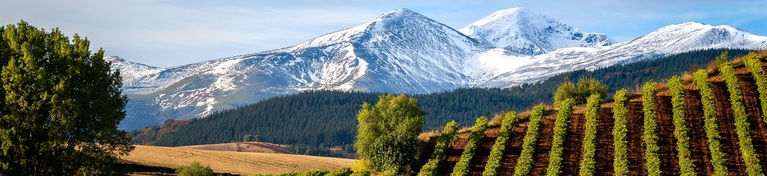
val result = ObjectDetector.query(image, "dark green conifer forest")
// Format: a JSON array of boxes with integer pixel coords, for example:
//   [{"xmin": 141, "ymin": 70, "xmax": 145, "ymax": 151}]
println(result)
[{"xmin": 130, "ymin": 49, "xmax": 754, "ymax": 149}]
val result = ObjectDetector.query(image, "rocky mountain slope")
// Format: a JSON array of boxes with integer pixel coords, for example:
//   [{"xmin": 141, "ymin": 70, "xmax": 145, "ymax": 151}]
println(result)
[{"xmin": 113, "ymin": 8, "xmax": 767, "ymax": 130}]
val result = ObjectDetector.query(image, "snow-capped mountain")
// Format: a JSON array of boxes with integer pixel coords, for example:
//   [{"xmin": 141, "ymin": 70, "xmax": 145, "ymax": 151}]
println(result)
[
  {"xmin": 113, "ymin": 8, "xmax": 767, "ymax": 130},
  {"xmin": 474, "ymin": 22, "xmax": 767, "ymax": 87},
  {"xmin": 459, "ymin": 8, "xmax": 615, "ymax": 55},
  {"xmin": 117, "ymin": 8, "xmax": 489, "ymax": 129}
]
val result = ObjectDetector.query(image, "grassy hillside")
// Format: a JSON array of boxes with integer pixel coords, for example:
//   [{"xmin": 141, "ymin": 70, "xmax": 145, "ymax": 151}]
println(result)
[
  {"xmin": 130, "ymin": 49, "xmax": 755, "ymax": 149},
  {"xmin": 121, "ymin": 145, "xmax": 354, "ymax": 175},
  {"xmin": 426, "ymin": 51, "xmax": 767, "ymax": 175}
]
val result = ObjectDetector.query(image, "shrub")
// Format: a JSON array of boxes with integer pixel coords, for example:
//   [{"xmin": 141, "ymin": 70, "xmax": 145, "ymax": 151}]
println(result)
[
  {"xmin": 546, "ymin": 99, "xmax": 574, "ymax": 176},
  {"xmin": 742, "ymin": 52, "xmax": 767, "ymax": 125},
  {"xmin": 612, "ymin": 89, "xmax": 629, "ymax": 176},
  {"xmin": 513, "ymin": 104, "xmax": 546, "ymax": 176},
  {"xmin": 451, "ymin": 117, "xmax": 489, "ymax": 176},
  {"xmin": 641, "ymin": 81, "xmax": 661, "ymax": 175},
  {"xmin": 669, "ymin": 76, "xmax": 696, "ymax": 175},
  {"xmin": 553, "ymin": 78, "xmax": 607, "ymax": 108},
  {"xmin": 579, "ymin": 93, "xmax": 601, "ymax": 176},
  {"xmin": 483, "ymin": 112, "xmax": 521, "ymax": 176},
  {"xmin": 719, "ymin": 54, "xmax": 764, "ymax": 175},
  {"xmin": 692, "ymin": 69, "xmax": 729, "ymax": 175},
  {"xmin": 176, "ymin": 162, "xmax": 214, "ymax": 176},
  {"xmin": 418, "ymin": 121, "xmax": 459, "ymax": 176}
]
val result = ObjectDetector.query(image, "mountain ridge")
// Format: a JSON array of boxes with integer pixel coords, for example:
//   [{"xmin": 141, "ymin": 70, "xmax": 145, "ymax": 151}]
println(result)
[{"xmin": 112, "ymin": 8, "xmax": 767, "ymax": 130}]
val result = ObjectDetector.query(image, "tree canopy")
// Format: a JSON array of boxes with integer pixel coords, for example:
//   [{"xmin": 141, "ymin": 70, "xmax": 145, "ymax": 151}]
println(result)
[
  {"xmin": 355, "ymin": 94, "xmax": 425, "ymax": 173},
  {"xmin": 553, "ymin": 77, "xmax": 607, "ymax": 108},
  {"xmin": 0, "ymin": 21, "xmax": 132, "ymax": 175}
]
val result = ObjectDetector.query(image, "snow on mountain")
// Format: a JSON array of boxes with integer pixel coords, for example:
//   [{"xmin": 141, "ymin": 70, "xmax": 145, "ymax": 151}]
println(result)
[
  {"xmin": 474, "ymin": 22, "xmax": 767, "ymax": 88},
  {"xmin": 459, "ymin": 8, "xmax": 615, "ymax": 55},
  {"xmin": 118, "ymin": 8, "xmax": 489, "ymax": 130},
  {"xmin": 114, "ymin": 8, "xmax": 767, "ymax": 130}
]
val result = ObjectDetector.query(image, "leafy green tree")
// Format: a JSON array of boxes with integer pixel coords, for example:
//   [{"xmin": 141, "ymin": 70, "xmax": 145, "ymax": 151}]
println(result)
[
  {"xmin": 553, "ymin": 78, "xmax": 607, "ymax": 108},
  {"xmin": 176, "ymin": 162, "xmax": 214, "ymax": 176},
  {"xmin": 0, "ymin": 21, "xmax": 132, "ymax": 175},
  {"xmin": 355, "ymin": 94, "xmax": 425, "ymax": 173}
]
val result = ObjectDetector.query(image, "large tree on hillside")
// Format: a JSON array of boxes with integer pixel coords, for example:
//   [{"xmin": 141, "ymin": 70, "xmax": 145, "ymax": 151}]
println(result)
[
  {"xmin": 355, "ymin": 94, "xmax": 425, "ymax": 173},
  {"xmin": 0, "ymin": 21, "xmax": 133, "ymax": 175}
]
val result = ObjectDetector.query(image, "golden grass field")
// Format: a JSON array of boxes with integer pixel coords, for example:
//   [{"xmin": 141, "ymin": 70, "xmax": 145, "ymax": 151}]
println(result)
[{"xmin": 122, "ymin": 145, "xmax": 355, "ymax": 175}]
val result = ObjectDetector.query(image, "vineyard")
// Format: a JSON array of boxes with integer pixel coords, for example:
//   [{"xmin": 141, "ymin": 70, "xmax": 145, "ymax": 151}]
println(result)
[{"xmin": 422, "ymin": 52, "xmax": 767, "ymax": 175}]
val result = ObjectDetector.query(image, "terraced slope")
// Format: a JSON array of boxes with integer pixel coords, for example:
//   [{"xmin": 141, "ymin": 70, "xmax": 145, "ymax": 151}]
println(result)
[{"xmin": 426, "ymin": 53, "xmax": 767, "ymax": 175}]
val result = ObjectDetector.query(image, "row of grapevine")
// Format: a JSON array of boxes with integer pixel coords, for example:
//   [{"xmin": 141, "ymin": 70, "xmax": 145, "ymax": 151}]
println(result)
[
  {"xmin": 692, "ymin": 69, "xmax": 729, "ymax": 175},
  {"xmin": 512, "ymin": 104, "xmax": 546, "ymax": 176},
  {"xmin": 545, "ymin": 99, "xmax": 575, "ymax": 176},
  {"xmin": 612, "ymin": 89, "xmax": 629, "ymax": 176},
  {"xmin": 418, "ymin": 121, "xmax": 459, "ymax": 176},
  {"xmin": 743, "ymin": 52, "xmax": 767, "ymax": 125},
  {"xmin": 578, "ymin": 94, "xmax": 601, "ymax": 176},
  {"xmin": 719, "ymin": 56, "xmax": 765, "ymax": 175},
  {"xmin": 482, "ymin": 112, "xmax": 520, "ymax": 176},
  {"xmin": 641, "ymin": 81, "xmax": 661, "ymax": 175},
  {"xmin": 451, "ymin": 116, "xmax": 489, "ymax": 176},
  {"xmin": 669, "ymin": 76, "xmax": 696, "ymax": 175}
]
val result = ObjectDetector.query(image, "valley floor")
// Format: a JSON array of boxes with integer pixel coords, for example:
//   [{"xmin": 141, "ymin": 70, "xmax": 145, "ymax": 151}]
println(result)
[{"xmin": 121, "ymin": 145, "xmax": 355, "ymax": 175}]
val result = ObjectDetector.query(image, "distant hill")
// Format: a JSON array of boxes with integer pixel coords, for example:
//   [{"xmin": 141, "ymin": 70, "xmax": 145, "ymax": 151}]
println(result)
[{"xmin": 129, "ymin": 49, "xmax": 755, "ymax": 148}]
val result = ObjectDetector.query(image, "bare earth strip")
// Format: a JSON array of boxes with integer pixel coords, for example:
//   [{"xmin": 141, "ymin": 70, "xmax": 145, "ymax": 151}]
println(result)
[{"xmin": 122, "ymin": 145, "xmax": 354, "ymax": 175}]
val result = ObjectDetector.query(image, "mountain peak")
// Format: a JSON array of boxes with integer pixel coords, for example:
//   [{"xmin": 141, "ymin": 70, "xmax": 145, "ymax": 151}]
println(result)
[{"xmin": 460, "ymin": 8, "xmax": 615, "ymax": 55}]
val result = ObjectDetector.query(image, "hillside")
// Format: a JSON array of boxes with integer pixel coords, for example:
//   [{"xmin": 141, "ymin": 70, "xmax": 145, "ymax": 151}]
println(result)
[
  {"xmin": 121, "ymin": 145, "xmax": 354, "ymax": 175},
  {"xmin": 114, "ymin": 8, "xmax": 767, "ymax": 131},
  {"xmin": 130, "ymin": 49, "xmax": 754, "ymax": 148},
  {"xmin": 424, "ymin": 51, "xmax": 767, "ymax": 175}
]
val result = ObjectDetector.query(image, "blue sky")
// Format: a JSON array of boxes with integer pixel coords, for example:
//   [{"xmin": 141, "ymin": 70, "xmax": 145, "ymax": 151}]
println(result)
[{"xmin": 2, "ymin": 0, "xmax": 766, "ymax": 67}]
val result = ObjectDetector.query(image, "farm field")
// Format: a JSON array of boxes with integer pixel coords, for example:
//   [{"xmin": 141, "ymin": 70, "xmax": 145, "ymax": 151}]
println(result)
[{"xmin": 122, "ymin": 145, "xmax": 354, "ymax": 175}]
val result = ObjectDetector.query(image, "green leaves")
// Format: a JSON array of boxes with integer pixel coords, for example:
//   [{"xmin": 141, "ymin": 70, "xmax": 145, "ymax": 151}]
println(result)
[
  {"xmin": 418, "ymin": 121, "xmax": 459, "ymax": 176},
  {"xmin": 451, "ymin": 116, "xmax": 489, "ymax": 176},
  {"xmin": 579, "ymin": 94, "xmax": 601, "ymax": 176},
  {"xmin": 513, "ymin": 104, "xmax": 545, "ymax": 176},
  {"xmin": 742, "ymin": 52, "xmax": 767, "ymax": 125},
  {"xmin": 482, "ymin": 112, "xmax": 520, "ymax": 176},
  {"xmin": 669, "ymin": 76, "xmax": 696, "ymax": 175},
  {"xmin": 612, "ymin": 89, "xmax": 629, "ymax": 176},
  {"xmin": 719, "ymin": 56, "xmax": 764, "ymax": 175},
  {"xmin": 355, "ymin": 94, "xmax": 425, "ymax": 173},
  {"xmin": 692, "ymin": 69, "xmax": 729, "ymax": 175},
  {"xmin": 0, "ymin": 21, "xmax": 132, "ymax": 175},
  {"xmin": 546, "ymin": 99, "xmax": 574, "ymax": 176},
  {"xmin": 553, "ymin": 78, "xmax": 607, "ymax": 108},
  {"xmin": 641, "ymin": 81, "xmax": 661, "ymax": 175}
]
